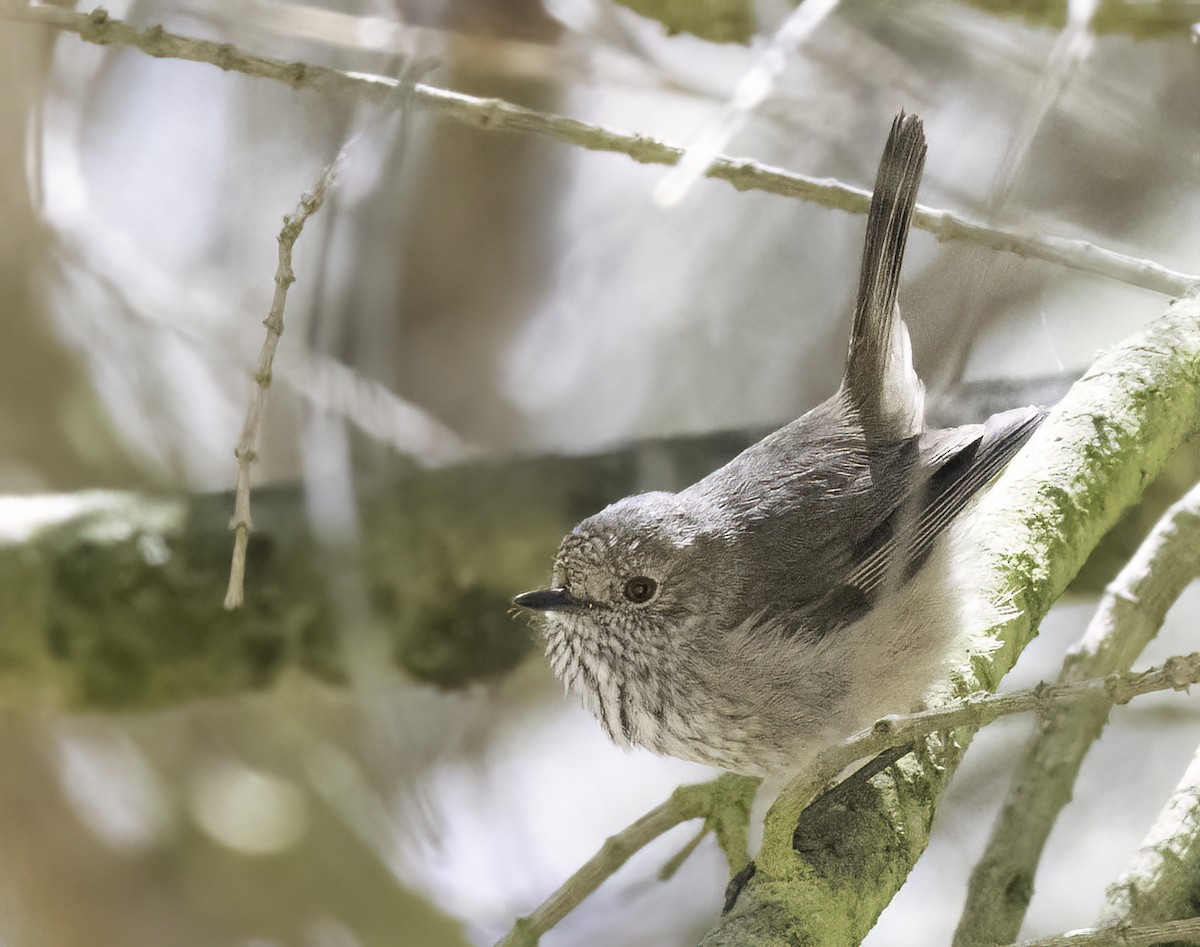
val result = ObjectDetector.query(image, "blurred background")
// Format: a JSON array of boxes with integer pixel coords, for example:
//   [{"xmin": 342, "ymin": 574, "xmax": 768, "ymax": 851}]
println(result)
[{"xmin": 2, "ymin": 0, "xmax": 1200, "ymax": 944}]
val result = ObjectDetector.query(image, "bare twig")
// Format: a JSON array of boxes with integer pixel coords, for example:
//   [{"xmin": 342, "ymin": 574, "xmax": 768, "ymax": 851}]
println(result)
[
  {"xmin": 758, "ymin": 652, "xmax": 1200, "ymax": 880},
  {"xmin": 498, "ymin": 799, "xmax": 685, "ymax": 947},
  {"xmin": 501, "ymin": 654, "xmax": 1200, "ymax": 946},
  {"xmin": 956, "ymin": 481, "xmax": 1200, "ymax": 945},
  {"xmin": 1007, "ymin": 916, "xmax": 1200, "ymax": 946},
  {"xmin": 10, "ymin": 3, "xmax": 1199, "ymax": 297},
  {"xmin": 224, "ymin": 160, "xmax": 338, "ymax": 609},
  {"xmin": 496, "ymin": 774, "xmax": 758, "ymax": 947}
]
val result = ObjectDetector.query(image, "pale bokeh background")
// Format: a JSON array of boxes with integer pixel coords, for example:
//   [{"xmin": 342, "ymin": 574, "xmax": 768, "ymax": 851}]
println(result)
[{"xmin": 2, "ymin": 0, "xmax": 1199, "ymax": 944}]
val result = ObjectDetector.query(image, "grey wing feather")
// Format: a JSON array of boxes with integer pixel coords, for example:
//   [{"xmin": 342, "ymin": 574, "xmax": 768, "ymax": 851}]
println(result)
[
  {"xmin": 841, "ymin": 405, "xmax": 1047, "ymax": 610},
  {"xmin": 723, "ymin": 404, "xmax": 1045, "ymax": 640}
]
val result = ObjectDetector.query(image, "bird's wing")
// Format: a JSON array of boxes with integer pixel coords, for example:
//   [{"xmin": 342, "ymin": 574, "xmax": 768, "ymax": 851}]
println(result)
[{"xmin": 797, "ymin": 405, "xmax": 1046, "ymax": 635}]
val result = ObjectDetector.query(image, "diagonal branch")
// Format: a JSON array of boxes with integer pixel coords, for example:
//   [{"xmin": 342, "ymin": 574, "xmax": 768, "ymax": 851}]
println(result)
[
  {"xmin": 500, "ymin": 649, "xmax": 1200, "ymax": 946},
  {"xmin": 497, "ymin": 774, "xmax": 759, "ymax": 947},
  {"xmin": 955, "ymin": 480, "xmax": 1200, "ymax": 945},
  {"xmin": 766, "ymin": 652, "xmax": 1200, "ymax": 860},
  {"xmin": 1100, "ymin": 739, "xmax": 1200, "ymax": 927},
  {"xmin": 702, "ymin": 295, "xmax": 1200, "ymax": 945},
  {"xmin": 1006, "ymin": 915, "xmax": 1200, "ymax": 947},
  {"xmin": 9, "ymin": 3, "xmax": 1198, "ymax": 297},
  {"xmin": 225, "ymin": 158, "xmax": 338, "ymax": 609}
]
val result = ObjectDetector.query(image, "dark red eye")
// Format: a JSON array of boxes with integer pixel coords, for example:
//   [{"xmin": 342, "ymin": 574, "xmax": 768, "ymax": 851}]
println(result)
[{"xmin": 623, "ymin": 576, "xmax": 657, "ymax": 604}]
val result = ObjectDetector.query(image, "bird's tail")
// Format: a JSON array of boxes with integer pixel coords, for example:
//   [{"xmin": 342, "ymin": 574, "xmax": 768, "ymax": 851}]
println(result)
[{"xmin": 842, "ymin": 112, "xmax": 928, "ymax": 440}]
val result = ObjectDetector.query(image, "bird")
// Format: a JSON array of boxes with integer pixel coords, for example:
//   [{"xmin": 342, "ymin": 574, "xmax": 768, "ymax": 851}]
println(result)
[{"xmin": 513, "ymin": 113, "xmax": 1045, "ymax": 778}]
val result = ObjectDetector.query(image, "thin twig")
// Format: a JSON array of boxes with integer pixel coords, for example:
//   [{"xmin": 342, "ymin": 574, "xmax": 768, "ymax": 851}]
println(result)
[
  {"xmin": 496, "ymin": 775, "xmax": 750, "ymax": 947},
  {"xmin": 657, "ymin": 824, "xmax": 709, "ymax": 882},
  {"xmin": 224, "ymin": 159, "xmax": 338, "ymax": 609},
  {"xmin": 1007, "ymin": 916, "xmax": 1200, "ymax": 946},
  {"xmin": 498, "ymin": 800, "xmax": 685, "ymax": 947},
  {"xmin": 501, "ymin": 654, "xmax": 1200, "ymax": 947},
  {"xmin": 11, "ymin": 3, "xmax": 1199, "ymax": 297},
  {"xmin": 955, "ymin": 482, "xmax": 1200, "ymax": 945},
  {"xmin": 758, "ymin": 652, "xmax": 1200, "ymax": 880}
]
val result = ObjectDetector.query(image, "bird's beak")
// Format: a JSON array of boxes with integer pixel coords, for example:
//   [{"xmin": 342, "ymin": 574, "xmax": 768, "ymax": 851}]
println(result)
[{"xmin": 512, "ymin": 587, "xmax": 578, "ymax": 611}]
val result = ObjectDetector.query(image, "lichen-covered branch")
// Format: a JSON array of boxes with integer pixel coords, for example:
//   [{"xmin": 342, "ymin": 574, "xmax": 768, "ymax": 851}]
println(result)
[
  {"xmin": 8, "ymin": 4, "xmax": 1198, "ymax": 296},
  {"xmin": 1006, "ymin": 915, "xmax": 1200, "ymax": 947},
  {"xmin": 0, "ymin": 433, "xmax": 755, "ymax": 712},
  {"xmin": 955, "ymin": 481, "xmax": 1200, "ymax": 945},
  {"xmin": 1099, "ymin": 742, "xmax": 1200, "ymax": 926},
  {"xmin": 700, "ymin": 296, "xmax": 1200, "ymax": 945}
]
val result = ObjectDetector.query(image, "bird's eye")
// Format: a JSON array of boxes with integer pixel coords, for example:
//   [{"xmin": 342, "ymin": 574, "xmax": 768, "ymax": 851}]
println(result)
[{"xmin": 623, "ymin": 576, "xmax": 657, "ymax": 604}]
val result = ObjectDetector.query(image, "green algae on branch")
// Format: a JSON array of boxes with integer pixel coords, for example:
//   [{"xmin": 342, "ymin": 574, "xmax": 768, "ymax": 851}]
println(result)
[
  {"xmin": 0, "ymin": 434, "xmax": 756, "ymax": 712},
  {"xmin": 704, "ymin": 295, "xmax": 1200, "ymax": 945}
]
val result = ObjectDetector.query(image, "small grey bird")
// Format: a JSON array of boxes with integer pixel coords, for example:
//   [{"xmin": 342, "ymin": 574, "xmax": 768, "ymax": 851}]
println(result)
[{"xmin": 514, "ymin": 113, "xmax": 1044, "ymax": 778}]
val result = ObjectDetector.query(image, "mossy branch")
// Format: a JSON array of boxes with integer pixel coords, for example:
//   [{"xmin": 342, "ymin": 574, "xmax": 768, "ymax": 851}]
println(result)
[
  {"xmin": 955, "ymin": 481, "xmax": 1200, "ymax": 945},
  {"xmin": 503, "ymin": 653, "xmax": 1200, "ymax": 946},
  {"xmin": 1100, "ymin": 741, "xmax": 1200, "ymax": 927},
  {"xmin": 0, "ymin": 434, "xmax": 757, "ymax": 711},
  {"xmin": 701, "ymin": 295, "xmax": 1200, "ymax": 944}
]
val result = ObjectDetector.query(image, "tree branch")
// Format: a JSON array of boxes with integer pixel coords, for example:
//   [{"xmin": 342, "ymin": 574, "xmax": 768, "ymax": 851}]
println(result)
[
  {"xmin": 499, "ymin": 797, "xmax": 688, "ymax": 947},
  {"xmin": 1100, "ymin": 741, "xmax": 1200, "ymax": 927},
  {"xmin": 0, "ymin": 431, "xmax": 755, "ymax": 710},
  {"xmin": 506, "ymin": 639, "xmax": 1200, "ymax": 947},
  {"xmin": 702, "ymin": 295, "xmax": 1200, "ymax": 945},
  {"xmin": 497, "ymin": 774, "xmax": 758, "ymax": 947},
  {"xmin": 8, "ymin": 3, "xmax": 1197, "ymax": 296},
  {"xmin": 1006, "ymin": 915, "xmax": 1200, "ymax": 947},
  {"xmin": 498, "ymin": 651, "xmax": 1200, "ymax": 945},
  {"xmin": 615, "ymin": 0, "xmax": 1200, "ymax": 41},
  {"xmin": 955, "ymin": 481, "xmax": 1200, "ymax": 945},
  {"xmin": 775, "ymin": 652, "xmax": 1200, "ymax": 848},
  {"xmin": 225, "ymin": 158, "xmax": 338, "ymax": 610}
]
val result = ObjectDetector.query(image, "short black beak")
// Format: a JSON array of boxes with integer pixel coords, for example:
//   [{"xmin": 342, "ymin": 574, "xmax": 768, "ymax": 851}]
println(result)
[{"xmin": 512, "ymin": 587, "xmax": 577, "ymax": 611}]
